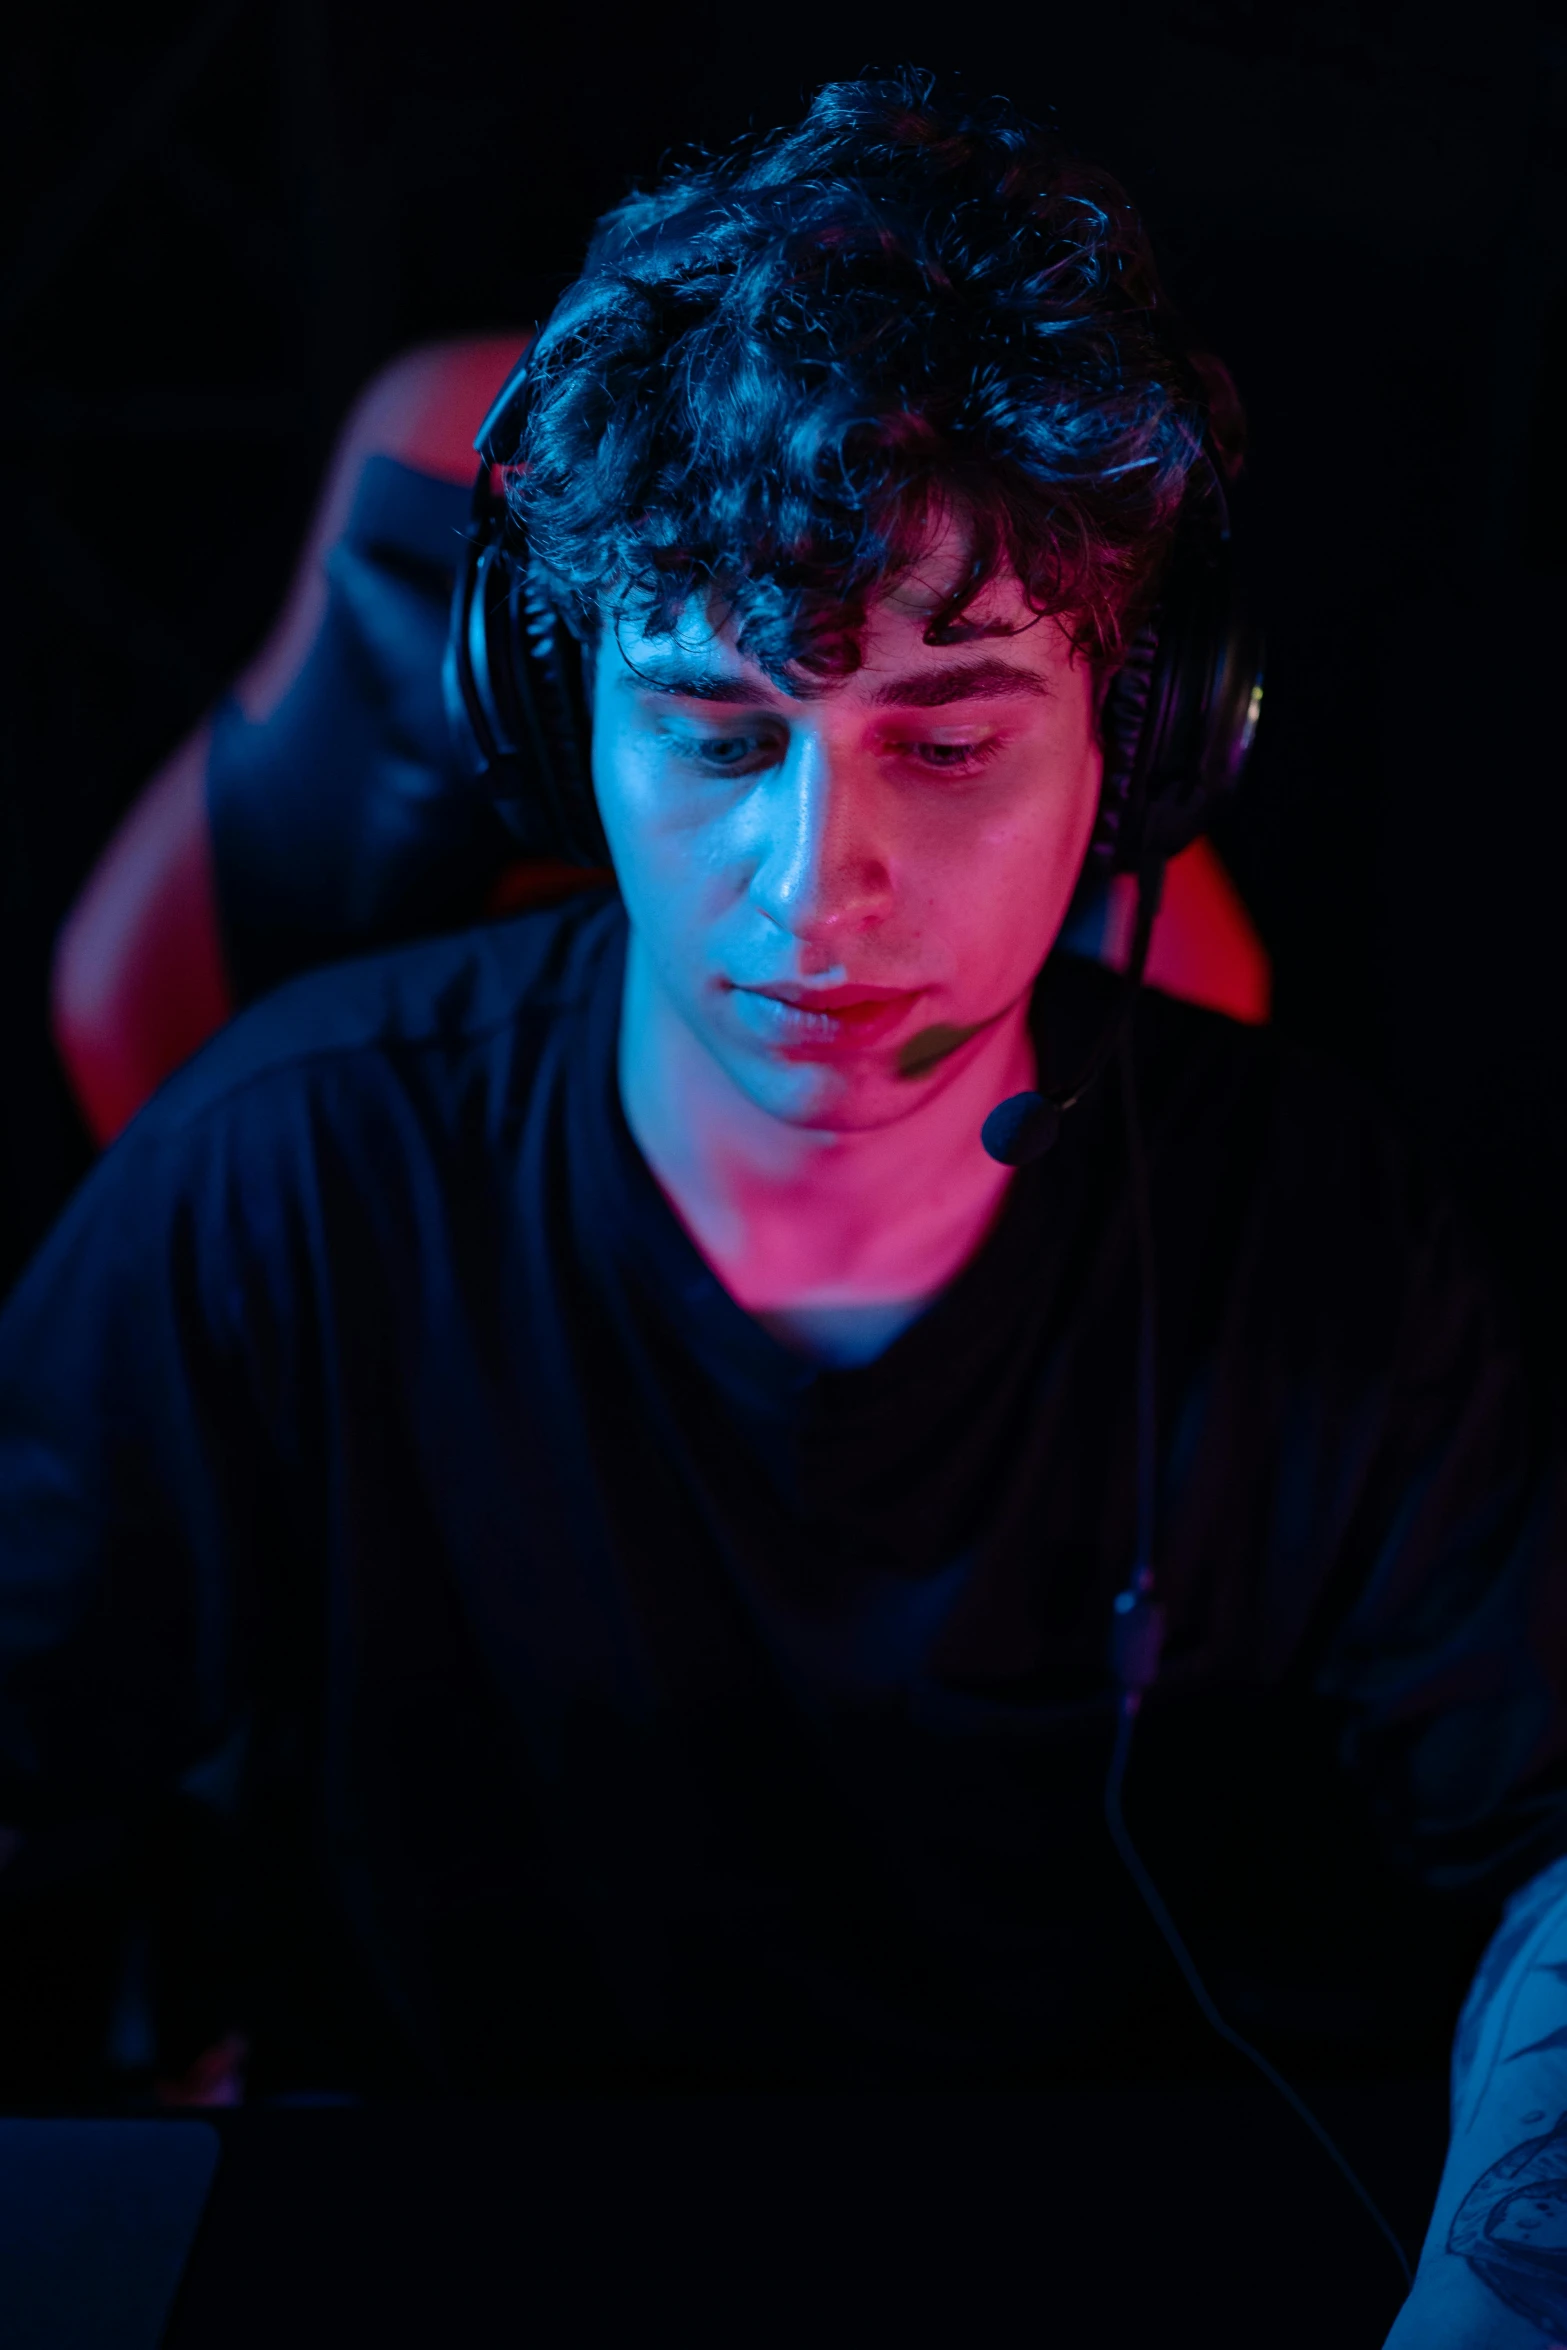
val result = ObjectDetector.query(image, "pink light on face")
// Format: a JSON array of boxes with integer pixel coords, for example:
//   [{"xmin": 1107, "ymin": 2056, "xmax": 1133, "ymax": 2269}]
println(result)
[
  {"xmin": 593, "ymin": 551, "xmax": 1101, "ymax": 1142},
  {"xmin": 595, "ymin": 539, "xmax": 1105, "ymax": 1335}
]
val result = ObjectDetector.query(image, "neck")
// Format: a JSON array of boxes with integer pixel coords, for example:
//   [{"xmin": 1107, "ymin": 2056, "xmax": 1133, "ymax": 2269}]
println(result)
[{"xmin": 618, "ymin": 933, "xmax": 1037, "ymax": 1334}]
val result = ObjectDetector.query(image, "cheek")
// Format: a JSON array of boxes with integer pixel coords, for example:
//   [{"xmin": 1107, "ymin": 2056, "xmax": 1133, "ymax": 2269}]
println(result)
[
  {"xmin": 910, "ymin": 745, "xmax": 1100, "ymax": 984},
  {"xmin": 590, "ymin": 713, "xmax": 654, "ymax": 856},
  {"xmin": 591, "ymin": 725, "xmax": 736, "ymax": 951},
  {"xmin": 593, "ymin": 726, "xmax": 680, "ymax": 895},
  {"xmin": 924, "ymin": 840, "xmax": 1072, "ymax": 987},
  {"xmin": 1005, "ymin": 719, "xmax": 1102, "ymax": 929}
]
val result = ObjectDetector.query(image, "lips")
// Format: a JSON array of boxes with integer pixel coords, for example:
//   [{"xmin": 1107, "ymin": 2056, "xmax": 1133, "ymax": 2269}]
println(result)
[{"xmin": 727, "ymin": 979, "xmax": 925, "ymax": 1053}]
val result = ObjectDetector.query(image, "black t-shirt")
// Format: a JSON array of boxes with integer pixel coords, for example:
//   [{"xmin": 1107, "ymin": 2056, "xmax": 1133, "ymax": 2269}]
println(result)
[{"xmin": 2, "ymin": 892, "xmax": 1564, "ymax": 2095}]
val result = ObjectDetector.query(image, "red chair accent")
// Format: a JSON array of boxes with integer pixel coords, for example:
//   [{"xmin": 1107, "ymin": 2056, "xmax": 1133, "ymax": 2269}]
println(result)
[
  {"xmin": 1115, "ymin": 844, "xmax": 1271, "ymax": 1027},
  {"xmin": 51, "ymin": 728, "xmax": 231, "ymax": 1149},
  {"xmin": 52, "ymin": 336, "xmax": 528, "ymax": 1147}
]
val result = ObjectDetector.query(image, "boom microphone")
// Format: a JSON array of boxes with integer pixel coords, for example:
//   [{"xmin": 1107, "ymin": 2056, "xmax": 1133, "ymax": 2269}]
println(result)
[{"xmin": 980, "ymin": 1090, "xmax": 1061, "ymax": 1167}]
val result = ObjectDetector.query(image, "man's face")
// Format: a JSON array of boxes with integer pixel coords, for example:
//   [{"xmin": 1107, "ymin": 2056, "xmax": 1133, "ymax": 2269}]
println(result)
[{"xmin": 590, "ymin": 544, "xmax": 1104, "ymax": 1133}]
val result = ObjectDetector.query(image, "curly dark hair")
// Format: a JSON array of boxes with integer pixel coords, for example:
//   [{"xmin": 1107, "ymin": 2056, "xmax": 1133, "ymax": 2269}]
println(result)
[{"xmin": 506, "ymin": 70, "xmax": 1243, "ymax": 685}]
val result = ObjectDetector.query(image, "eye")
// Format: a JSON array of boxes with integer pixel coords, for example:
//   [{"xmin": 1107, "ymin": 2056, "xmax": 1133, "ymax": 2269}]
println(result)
[
  {"xmin": 696, "ymin": 736, "xmax": 760, "ymax": 767},
  {"xmin": 891, "ymin": 735, "xmax": 1005, "ymax": 776},
  {"xmin": 666, "ymin": 728, "xmax": 778, "ymax": 774},
  {"xmin": 914, "ymin": 742, "xmax": 985, "ymax": 769}
]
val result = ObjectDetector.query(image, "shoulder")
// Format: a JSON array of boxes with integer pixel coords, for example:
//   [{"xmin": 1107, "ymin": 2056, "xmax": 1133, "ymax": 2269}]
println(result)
[
  {"xmin": 1047, "ymin": 952, "xmax": 1472, "ymax": 1318},
  {"xmin": 1126, "ymin": 972, "xmax": 1504, "ymax": 1375},
  {"xmin": 1061, "ymin": 959, "xmax": 1415, "ymax": 1204},
  {"xmin": 30, "ymin": 891, "xmax": 626, "ymax": 1318},
  {"xmin": 1042, "ymin": 951, "xmax": 1280, "ymax": 1146},
  {"xmin": 133, "ymin": 890, "xmax": 623, "ymax": 1147}
]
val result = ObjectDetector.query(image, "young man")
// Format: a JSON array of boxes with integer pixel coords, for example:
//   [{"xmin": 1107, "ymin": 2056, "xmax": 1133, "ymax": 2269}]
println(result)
[{"xmin": 1, "ymin": 73, "xmax": 1564, "ymax": 2341}]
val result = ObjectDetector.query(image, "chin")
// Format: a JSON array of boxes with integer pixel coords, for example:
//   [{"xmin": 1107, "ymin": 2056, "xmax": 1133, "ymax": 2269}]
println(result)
[{"xmin": 734, "ymin": 1054, "xmax": 954, "ymax": 1135}]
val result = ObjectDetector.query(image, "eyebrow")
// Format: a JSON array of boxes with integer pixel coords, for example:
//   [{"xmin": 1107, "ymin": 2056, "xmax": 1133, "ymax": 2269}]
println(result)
[
  {"xmin": 868, "ymin": 660, "xmax": 1053, "ymax": 708},
  {"xmin": 619, "ymin": 656, "xmax": 1052, "ymax": 708}
]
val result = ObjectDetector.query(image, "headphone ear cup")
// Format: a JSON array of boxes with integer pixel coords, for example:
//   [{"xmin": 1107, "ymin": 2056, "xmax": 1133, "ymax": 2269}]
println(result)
[
  {"xmin": 1093, "ymin": 517, "xmax": 1263, "ymax": 873},
  {"xmin": 513, "ymin": 572, "xmax": 609, "ymax": 867},
  {"xmin": 443, "ymin": 521, "xmax": 499, "ymax": 777},
  {"xmin": 1093, "ymin": 623, "xmax": 1160, "ymax": 871},
  {"xmin": 1191, "ymin": 598, "xmax": 1264, "ymax": 828},
  {"xmin": 444, "ymin": 475, "xmax": 610, "ymax": 867}
]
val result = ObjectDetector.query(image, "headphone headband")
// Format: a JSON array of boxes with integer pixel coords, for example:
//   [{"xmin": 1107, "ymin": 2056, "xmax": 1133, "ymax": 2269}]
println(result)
[{"xmin": 473, "ymin": 345, "xmax": 537, "ymax": 472}]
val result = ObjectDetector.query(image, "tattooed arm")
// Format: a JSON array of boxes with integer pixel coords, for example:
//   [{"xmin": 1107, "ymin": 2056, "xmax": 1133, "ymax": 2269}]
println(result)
[{"xmin": 1386, "ymin": 1857, "xmax": 1567, "ymax": 2346}]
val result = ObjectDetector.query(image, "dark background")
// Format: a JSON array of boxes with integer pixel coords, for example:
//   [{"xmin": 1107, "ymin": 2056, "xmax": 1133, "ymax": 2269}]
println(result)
[{"xmin": 5, "ymin": 0, "xmax": 1566, "ymax": 1363}]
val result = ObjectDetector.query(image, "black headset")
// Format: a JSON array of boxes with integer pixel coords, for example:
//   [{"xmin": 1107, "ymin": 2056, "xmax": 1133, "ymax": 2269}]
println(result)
[
  {"xmin": 442, "ymin": 356, "xmax": 610, "ymax": 868},
  {"xmin": 443, "ymin": 344, "xmax": 1265, "ymax": 887}
]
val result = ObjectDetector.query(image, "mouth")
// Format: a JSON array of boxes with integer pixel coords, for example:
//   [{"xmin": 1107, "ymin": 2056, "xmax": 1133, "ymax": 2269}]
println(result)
[{"xmin": 725, "ymin": 980, "xmax": 926, "ymax": 1053}]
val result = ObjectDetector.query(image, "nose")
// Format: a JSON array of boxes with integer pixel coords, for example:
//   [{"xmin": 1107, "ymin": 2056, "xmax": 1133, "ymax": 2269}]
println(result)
[{"xmin": 745, "ymin": 732, "xmax": 892, "ymax": 948}]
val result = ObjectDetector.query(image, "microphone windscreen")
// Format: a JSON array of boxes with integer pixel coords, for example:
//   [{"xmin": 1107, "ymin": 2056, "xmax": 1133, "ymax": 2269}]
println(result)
[{"xmin": 981, "ymin": 1091, "xmax": 1062, "ymax": 1166}]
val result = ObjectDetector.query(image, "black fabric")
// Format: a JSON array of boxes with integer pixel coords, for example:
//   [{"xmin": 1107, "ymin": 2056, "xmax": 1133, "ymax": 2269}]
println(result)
[
  {"xmin": 1, "ymin": 894, "xmax": 1564, "ymax": 2097},
  {"xmin": 206, "ymin": 456, "xmax": 514, "ymax": 1005}
]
